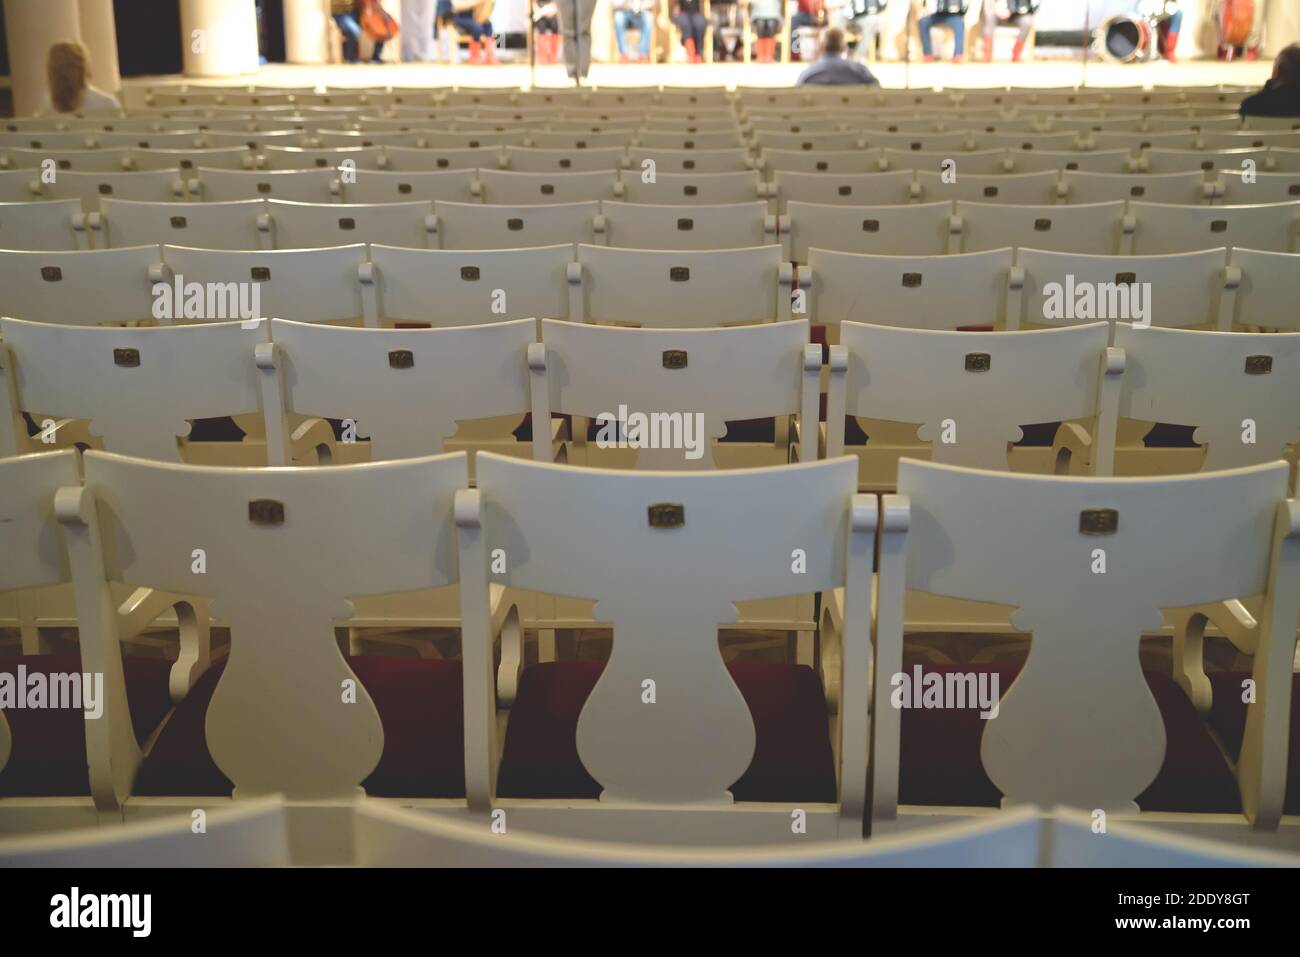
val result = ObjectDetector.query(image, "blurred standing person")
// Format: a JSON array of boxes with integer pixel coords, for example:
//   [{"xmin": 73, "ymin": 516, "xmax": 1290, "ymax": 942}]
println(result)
[
  {"xmin": 402, "ymin": 0, "xmax": 436, "ymax": 60},
  {"xmin": 559, "ymin": 0, "xmax": 599, "ymax": 78},
  {"xmin": 712, "ymin": 0, "xmax": 743, "ymax": 60},
  {"xmin": 838, "ymin": 0, "xmax": 887, "ymax": 62},
  {"xmin": 333, "ymin": 0, "xmax": 388, "ymax": 62},
  {"xmin": 535, "ymin": 2, "xmax": 563, "ymax": 64},
  {"xmin": 919, "ymin": 0, "xmax": 967, "ymax": 62}
]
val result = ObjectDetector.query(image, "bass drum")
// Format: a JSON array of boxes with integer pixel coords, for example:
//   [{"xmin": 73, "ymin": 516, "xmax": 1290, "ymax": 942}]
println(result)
[{"xmin": 1096, "ymin": 14, "xmax": 1152, "ymax": 63}]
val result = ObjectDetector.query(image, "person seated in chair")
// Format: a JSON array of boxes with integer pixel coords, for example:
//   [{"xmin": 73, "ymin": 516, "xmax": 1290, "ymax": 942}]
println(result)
[
  {"xmin": 1241, "ymin": 43, "xmax": 1300, "ymax": 118},
  {"xmin": 437, "ymin": 0, "xmax": 497, "ymax": 62},
  {"xmin": 332, "ymin": 0, "xmax": 387, "ymax": 62},
  {"xmin": 797, "ymin": 25, "xmax": 880, "ymax": 84},
  {"xmin": 748, "ymin": 0, "xmax": 785, "ymax": 61},
  {"xmin": 673, "ymin": 0, "xmax": 709, "ymax": 61},
  {"xmin": 614, "ymin": 0, "xmax": 656, "ymax": 62},
  {"xmin": 835, "ymin": 0, "xmax": 887, "ymax": 63},
  {"xmin": 919, "ymin": 0, "xmax": 968, "ymax": 62},
  {"xmin": 979, "ymin": 0, "xmax": 1036, "ymax": 62},
  {"xmin": 711, "ymin": 0, "xmax": 743, "ymax": 60},
  {"xmin": 43, "ymin": 41, "xmax": 120, "ymax": 115}
]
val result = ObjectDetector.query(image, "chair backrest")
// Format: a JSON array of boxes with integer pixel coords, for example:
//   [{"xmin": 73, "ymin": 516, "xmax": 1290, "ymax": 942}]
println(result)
[
  {"xmin": 1, "ymin": 146, "xmax": 131, "ymax": 172},
  {"xmin": 1143, "ymin": 147, "xmax": 1268, "ymax": 175},
  {"xmin": 763, "ymin": 148, "xmax": 886, "ymax": 176},
  {"xmin": 380, "ymin": 145, "xmax": 504, "ymax": 172},
  {"xmin": 979, "ymin": 131, "xmax": 1085, "ymax": 152},
  {"xmin": 160, "ymin": 243, "xmax": 368, "ymax": 325},
  {"xmin": 477, "ymin": 169, "xmax": 619, "ymax": 205},
  {"xmin": 881, "ymin": 458, "xmax": 1297, "ymax": 821},
  {"xmin": 636, "ymin": 129, "xmax": 746, "ymax": 150},
  {"xmin": 267, "ymin": 199, "xmax": 433, "ymax": 249},
  {"xmin": 98, "ymin": 198, "xmax": 266, "ymax": 250},
  {"xmin": 80, "ymin": 448, "xmax": 469, "ymax": 800},
  {"xmin": 0, "ymin": 169, "xmax": 39, "ymax": 202},
  {"xmin": 0, "ymin": 450, "xmax": 78, "ymax": 592},
  {"xmin": 753, "ymin": 131, "xmax": 864, "ymax": 152},
  {"xmin": 1218, "ymin": 170, "xmax": 1300, "ymax": 206},
  {"xmin": 432, "ymin": 200, "xmax": 597, "ymax": 248},
  {"xmin": 1015, "ymin": 247, "xmax": 1229, "ymax": 331},
  {"xmin": 503, "ymin": 146, "xmax": 626, "ymax": 173},
  {"xmin": 884, "ymin": 149, "xmax": 1008, "ymax": 176},
  {"xmin": 914, "ymin": 171, "xmax": 1060, "ymax": 206},
  {"xmin": 0, "ymin": 317, "xmax": 268, "ymax": 462},
  {"xmin": 1008, "ymin": 149, "xmax": 1134, "ymax": 174},
  {"xmin": 260, "ymin": 145, "xmax": 386, "ymax": 172},
  {"xmin": 597, "ymin": 200, "xmax": 772, "ymax": 250},
  {"xmin": 955, "ymin": 200, "xmax": 1126, "ymax": 254},
  {"xmin": 1047, "ymin": 809, "xmax": 1300, "ymax": 867},
  {"xmin": 808, "ymin": 247, "xmax": 1014, "ymax": 330},
  {"xmin": 783, "ymin": 201, "xmax": 952, "ymax": 262},
  {"xmin": 194, "ymin": 166, "xmax": 340, "ymax": 204},
  {"xmin": 128, "ymin": 146, "xmax": 257, "ymax": 172},
  {"xmin": 625, "ymin": 147, "xmax": 752, "ymax": 174},
  {"xmin": 830, "ymin": 322, "xmax": 1114, "ymax": 472},
  {"xmin": 1114, "ymin": 324, "xmax": 1300, "ymax": 471},
  {"xmin": 538, "ymin": 318, "xmax": 817, "ymax": 469},
  {"xmin": 1269, "ymin": 147, "xmax": 1300, "ymax": 173},
  {"xmin": 0, "ymin": 796, "xmax": 290, "ymax": 867},
  {"xmin": 773, "ymin": 170, "xmax": 916, "ymax": 209},
  {"xmin": 370, "ymin": 243, "xmax": 571, "ymax": 326},
  {"xmin": 470, "ymin": 452, "xmax": 864, "ymax": 805},
  {"xmin": 619, "ymin": 170, "xmax": 763, "ymax": 206},
  {"xmin": 354, "ymin": 800, "xmax": 1047, "ymax": 866},
  {"xmin": 1061, "ymin": 170, "xmax": 1210, "ymax": 206},
  {"xmin": 0, "ymin": 199, "xmax": 86, "ymax": 250},
  {"xmin": 267, "ymin": 317, "xmax": 539, "ymax": 461},
  {"xmin": 341, "ymin": 168, "xmax": 479, "ymax": 204},
  {"xmin": 0, "ymin": 245, "xmax": 160, "ymax": 325},
  {"xmin": 39, "ymin": 169, "xmax": 184, "ymax": 212},
  {"xmin": 574, "ymin": 244, "xmax": 787, "ymax": 326},
  {"xmin": 1229, "ymin": 247, "xmax": 1300, "ymax": 331},
  {"xmin": 1129, "ymin": 200, "xmax": 1300, "ymax": 254}
]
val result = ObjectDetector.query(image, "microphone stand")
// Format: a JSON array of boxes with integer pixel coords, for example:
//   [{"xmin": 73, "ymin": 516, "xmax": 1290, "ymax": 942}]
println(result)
[
  {"xmin": 904, "ymin": 1, "xmax": 913, "ymax": 90},
  {"xmin": 1080, "ymin": 0, "xmax": 1090, "ymax": 88},
  {"xmin": 529, "ymin": 0, "xmax": 537, "ymax": 89},
  {"xmin": 573, "ymin": 0, "xmax": 583, "ymax": 87}
]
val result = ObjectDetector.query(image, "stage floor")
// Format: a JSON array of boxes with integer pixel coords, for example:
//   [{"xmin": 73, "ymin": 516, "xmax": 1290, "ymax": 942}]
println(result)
[{"xmin": 135, "ymin": 58, "xmax": 1273, "ymax": 92}]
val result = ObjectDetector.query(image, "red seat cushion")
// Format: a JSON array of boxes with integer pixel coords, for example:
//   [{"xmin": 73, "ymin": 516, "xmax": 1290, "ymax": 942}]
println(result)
[
  {"xmin": 133, "ymin": 656, "xmax": 466, "ymax": 798},
  {"xmin": 899, "ymin": 663, "xmax": 1241, "ymax": 814},
  {"xmin": 496, "ymin": 660, "xmax": 837, "ymax": 803},
  {"xmin": 1208, "ymin": 671, "xmax": 1300, "ymax": 816},
  {"xmin": 0, "ymin": 653, "xmax": 174, "ymax": 797}
]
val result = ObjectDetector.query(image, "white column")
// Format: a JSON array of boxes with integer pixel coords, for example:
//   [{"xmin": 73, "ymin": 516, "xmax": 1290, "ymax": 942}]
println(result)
[
  {"xmin": 1264, "ymin": 0, "xmax": 1299, "ymax": 58},
  {"xmin": 285, "ymin": 0, "xmax": 331, "ymax": 64},
  {"xmin": 180, "ymin": 0, "xmax": 260, "ymax": 77},
  {"xmin": 2, "ymin": 0, "xmax": 82, "ymax": 117},
  {"xmin": 77, "ymin": 0, "xmax": 122, "ymax": 93}
]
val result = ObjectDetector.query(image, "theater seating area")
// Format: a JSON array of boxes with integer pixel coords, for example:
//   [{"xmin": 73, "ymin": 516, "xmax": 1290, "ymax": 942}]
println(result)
[{"xmin": 1, "ymin": 81, "xmax": 1299, "ymax": 867}]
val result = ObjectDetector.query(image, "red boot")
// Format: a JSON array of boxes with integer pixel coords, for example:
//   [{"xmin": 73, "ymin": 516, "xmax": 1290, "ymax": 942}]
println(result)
[
  {"xmin": 549, "ymin": 33, "xmax": 563, "ymax": 63},
  {"xmin": 685, "ymin": 37, "xmax": 702, "ymax": 63},
  {"xmin": 483, "ymin": 35, "xmax": 498, "ymax": 64},
  {"xmin": 468, "ymin": 38, "xmax": 482, "ymax": 63},
  {"xmin": 1163, "ymin": 31, "xmax": 1179, "ymax": 63},
  {"xmin": 1011, "ymin": 37, "xmax": 1025, "ymax": 62},
  {"xmin": 982, "ymin": 36, "xmax": 993, "ymax": 62}
]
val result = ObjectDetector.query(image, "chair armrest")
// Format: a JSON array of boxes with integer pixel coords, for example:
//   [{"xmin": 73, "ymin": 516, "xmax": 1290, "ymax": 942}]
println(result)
[
  {"xmin": 1051, "ymin": 421, "xmax": 1093, "ymax": 476},
  {"xmin": 290, "ymin": 417, "xmax": 339, "ymax": 465},
  {"xmin": 492, "ymin": 585, "xmax": 525, "ymax": 707}
]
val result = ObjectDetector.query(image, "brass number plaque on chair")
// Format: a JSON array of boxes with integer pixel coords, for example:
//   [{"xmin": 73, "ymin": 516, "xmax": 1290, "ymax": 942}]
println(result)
[
  {"xmin": 40, "ymin": 266, "xmax": 62, "ymax": 281},
  {"xmin": 98, "ymin": 183, "xmax": 113, "ymax": 194},
  {"xmin": 541, "ymin": 184, "xmax": 555, "ymax": 195},
  {"xmin": 964, "ymin": 353, "xmax": 991, "ymax": 372},
  {"xmin": 251, "ymin": 266, "xmax": 271, "ymax": 281},
  {"xmin": 1210, "ymin": 220, "xmax": 1227, "ymax": 232},
  {"xmin": 338, "ymin": 218, "xmax": 356, "ymax": 230},
  {"xmin": 838, "ymin": 185, "xmax": 852, "ymax": 196},
  {"xmin": 901, "ymin": 272, "xmax": 922, "ymax": 287},
  {"xmin": 684, "ymin": 185, "xmax": 698, "ymax": 196},
  {"xmin": 648, "ymin": 503, "xmax": 685, "ymax": 528},
  {"xmin": 1116, "ymin": 271, "xmax": 1136, "ymax": 284},
  {"xmin": 983, "ymin": 186, "xmax": 999, "ymax": 197},
  {"xmin": 461, "ymin": 266, "xmax": 480, "ymax": 281},
  {"xmin": 170, "ymin": 216, "xmax": 188, "ymax": 228},
  {"xmin": 257, "ymin": 182, "xmax": 272, "ymax": 193},
  {"xmin": 507, "ymin": 218, "xmax": 524, "ymax": 230},
  {"xmin": 677, "ymin": 218, "xmax": 694, "ymax": 231},
  {"xmin": 249, "ymin": 499, "xmax": 285, "ymax": 526},
  {"xmin": 388, "ymin": 349, "xmax": 414, "ymax": 369},
  {"xmin": 560, "ymin": 159, "xmax": 572, "ymax": 168},
  {"xmin": 113, "ymin": 348, "xmax": 140, "ymax": 367},
  {"xmin": 683, "ymin": 160, "xmax": 696, "ymax": 170},
  {"xmin": 1079, "ymin": 508, "xmax": 1118, "ymax": 535},
  {"xmin": 863, "ymin": 219, "xmax": 880, "ymax": 232},
  {"xmin": 662, "ymin": 349, "xmax": 688, "ymax": 369},
  {"xmin": 1129, "ymin": 186, "xmax": 1145, "ymax": 197},
  {"xmin": 670, "ymin": 266, "xmax": 690, "ymax": 282},
  {"xmin": 1245, "ymin": 355, "xmax": 1273, "ymax": 375},
  {"xmin": 1034, "ymin": 218, "xmax": 1052, "ymax": 231}
]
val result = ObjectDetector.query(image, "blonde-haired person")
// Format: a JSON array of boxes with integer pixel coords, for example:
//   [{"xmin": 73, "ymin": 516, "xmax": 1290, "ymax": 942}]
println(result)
[{"xmin": 44, "ymin": 41, "xmax": 120, "ymax": 115}]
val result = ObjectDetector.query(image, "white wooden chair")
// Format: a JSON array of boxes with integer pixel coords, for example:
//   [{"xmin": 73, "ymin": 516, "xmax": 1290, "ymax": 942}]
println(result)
[
  {"xmin": 781, "ymin": 201, "xmax": 953, "ymax": 263},
  {"xmin": 0, "ymin": 147, "xmax": 132, "ymax": 173},
  {"xmin": 1047, "ymin": 808, "xmax": 1300, "ymax": 867},
  {"xmin": 826, "ymin": 321, "xmax": 1119, "ymax": 484},
  {"xmin": 368, "ymin": 243, "xmax": 572, "ymax": 327},
  {"xmin": 32, "ymin": 169, "xmax": 185, "ymax": 212},
  {"xmin": 762, "ymin": 148, "xmax": 886, "ymax": 176},
  {"xmin": 864, "ymin": 132, "xmax": 973, "ymax": 154},
  {"xmin": 465, "ymin": 452, "xmax": 870, "ymax": 843},
  {"xmin": 881, "ymin": 149, "xmax": 1009, "ymax": 176},
  {"xmin": 265, "ymin": 199, "xmax": 435, "ymax": 250},
  {"xmin": 806, "ymin": 247, "xmax": 1017, "ymax": 332},
  {"xmin": 260, "ymin": 145, "xmax": 387, "ymax": 172},
  {"xmin": 1143, "ymin": 147, "xmax": 1269, "ymax": 176},
  {"xmin": 770, "ymin": 170, "xmax": 917, "ymax": 211},
  {"xmin": 1113, "ymin": 325, "xmax": 1300, "ymax": 475},
  {"xmin": 572, "ymin": 244, "xmax": 792, "ymax": 326},
  {"xmin": 191, "ymin": 167, "xmax": 340, "ymax": 204},
  {"xmin": 913, "ymin": 171, "xmax": 1061, "ymax": 206},
  {"xmin": 0, "ymin": 317, "xmax": 280, "ymax": 465},
  {"xmin": 1217, "ymin": 170, "xmax": 1300, "ymax": 206},
  {"xmin": 431, "ymin": 200, "xmax": 598, "ymax": 249},
  {"xmin": 953, "ymin": 200, "xmax": 1129, "ymax": 254},
  {"xmin": 0, "ymin": 796, "xmax": 289, "ymax": 867},
  {"xmin": 0, "ymin": 169, "xmax": 41, "ymax": 202},
  {"xmin": 978, "ymin": 131, "xmax": 1086, "ymax": 152},
  {"xmin": 596, "ymin": 200, "xmax": 774, "ymax": 250},
  {"xmin": 477, "ymin": 169, "xmax": 621, "ymax": 205},
  {"xmin": 618, "ymin": 170, "xmax": 764, "ymax": 206},
  {"xmin": 0, "ymin": 199, "xmax": 90, "ymax": 250},
  {"xmin": 1014, "ymin": 247, "xmax": 1233, "ymax": 332},
  {"xmin": 1269, "ymin": 148, "xmax": 1300, "ymax": 173},
  {"xmin": 1059, "ymin": 170, "xmax": 1214, "ymax": 206},
  {"xmin": 527, "ymin": 131, "xmax": 636, "ymax": 151},
  {"xmin": 68, "ymin": 448, "xmax": 474, "ymax": 853},
  {"xmin": 0, "ymin": 245, "xmax": 160, "ymax": 325},
  {"xmin": 94, "ymin": 198, "xmax": 267, "ymax": 250},
  {"xmin": 341, "ymin": 168, "xmax": 480, "ymax": 205},
  {"xmin": 635, "ymin": 130, "xmax": 747, "ymax": 150},
  {"xmin": 380, "ymin": 146, "xmax": 505, "ymax": 172},
  {"xmin": 873, "ymin": 460, "xmax": 1299, "ymax": 835},
  {"xmin": 1007, "ymin": 149, "xmax": 1136, "ymax": 175},
  {"xmin": 0, "ymin": 450, "xmax": 210, "ymax": 829},
  {"xmin": 1229, "ymin": 248, "xmax": 1300, "ymax": 332},
  {"xmin": 1128, "ymin": 200, "xmax": 1300, "ymax": 255},
  {"xmin": 625, "ymin": 147, "xmax": 753, "ymax": 174},
  {"xmin": 1090, "ymin": 130, "xmax": 1205, "ymax": 154},
  {"xmin": 753, "ymin": 131, "xmax": 865, "ymax": 153},
  {"xmin": 127, "ymin": 147, "xmax": 259, "ymax": 173},
  {"xmin": 502, "ymin": 147, "xmax": 626, "ymax": 174},
  {"xmin": 159, "ymin": 243, "xmax": 369, "ymax": 326},
  {"xmin": 203, "ymin": 130, "xmax": 309, "ymax": 151}
]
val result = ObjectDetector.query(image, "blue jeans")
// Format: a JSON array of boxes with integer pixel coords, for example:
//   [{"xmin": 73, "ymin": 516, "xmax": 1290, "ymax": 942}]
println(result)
[
  {"xmin": 919, "ymin": 11, "xmax": 964, "ymax": 58},
  {"xmin": 614, "ymin": 9, "xmax": 653, "ymax": 57},
  {"xmin": 334, "ymin": 13, "xmax": 386, "ymax": 61}
]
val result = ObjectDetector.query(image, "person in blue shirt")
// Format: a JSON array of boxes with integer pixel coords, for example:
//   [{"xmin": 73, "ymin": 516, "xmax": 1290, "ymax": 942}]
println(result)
[{"xmin": 796, "ymin": 26, "xmax": 879, "ymax": 85}]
